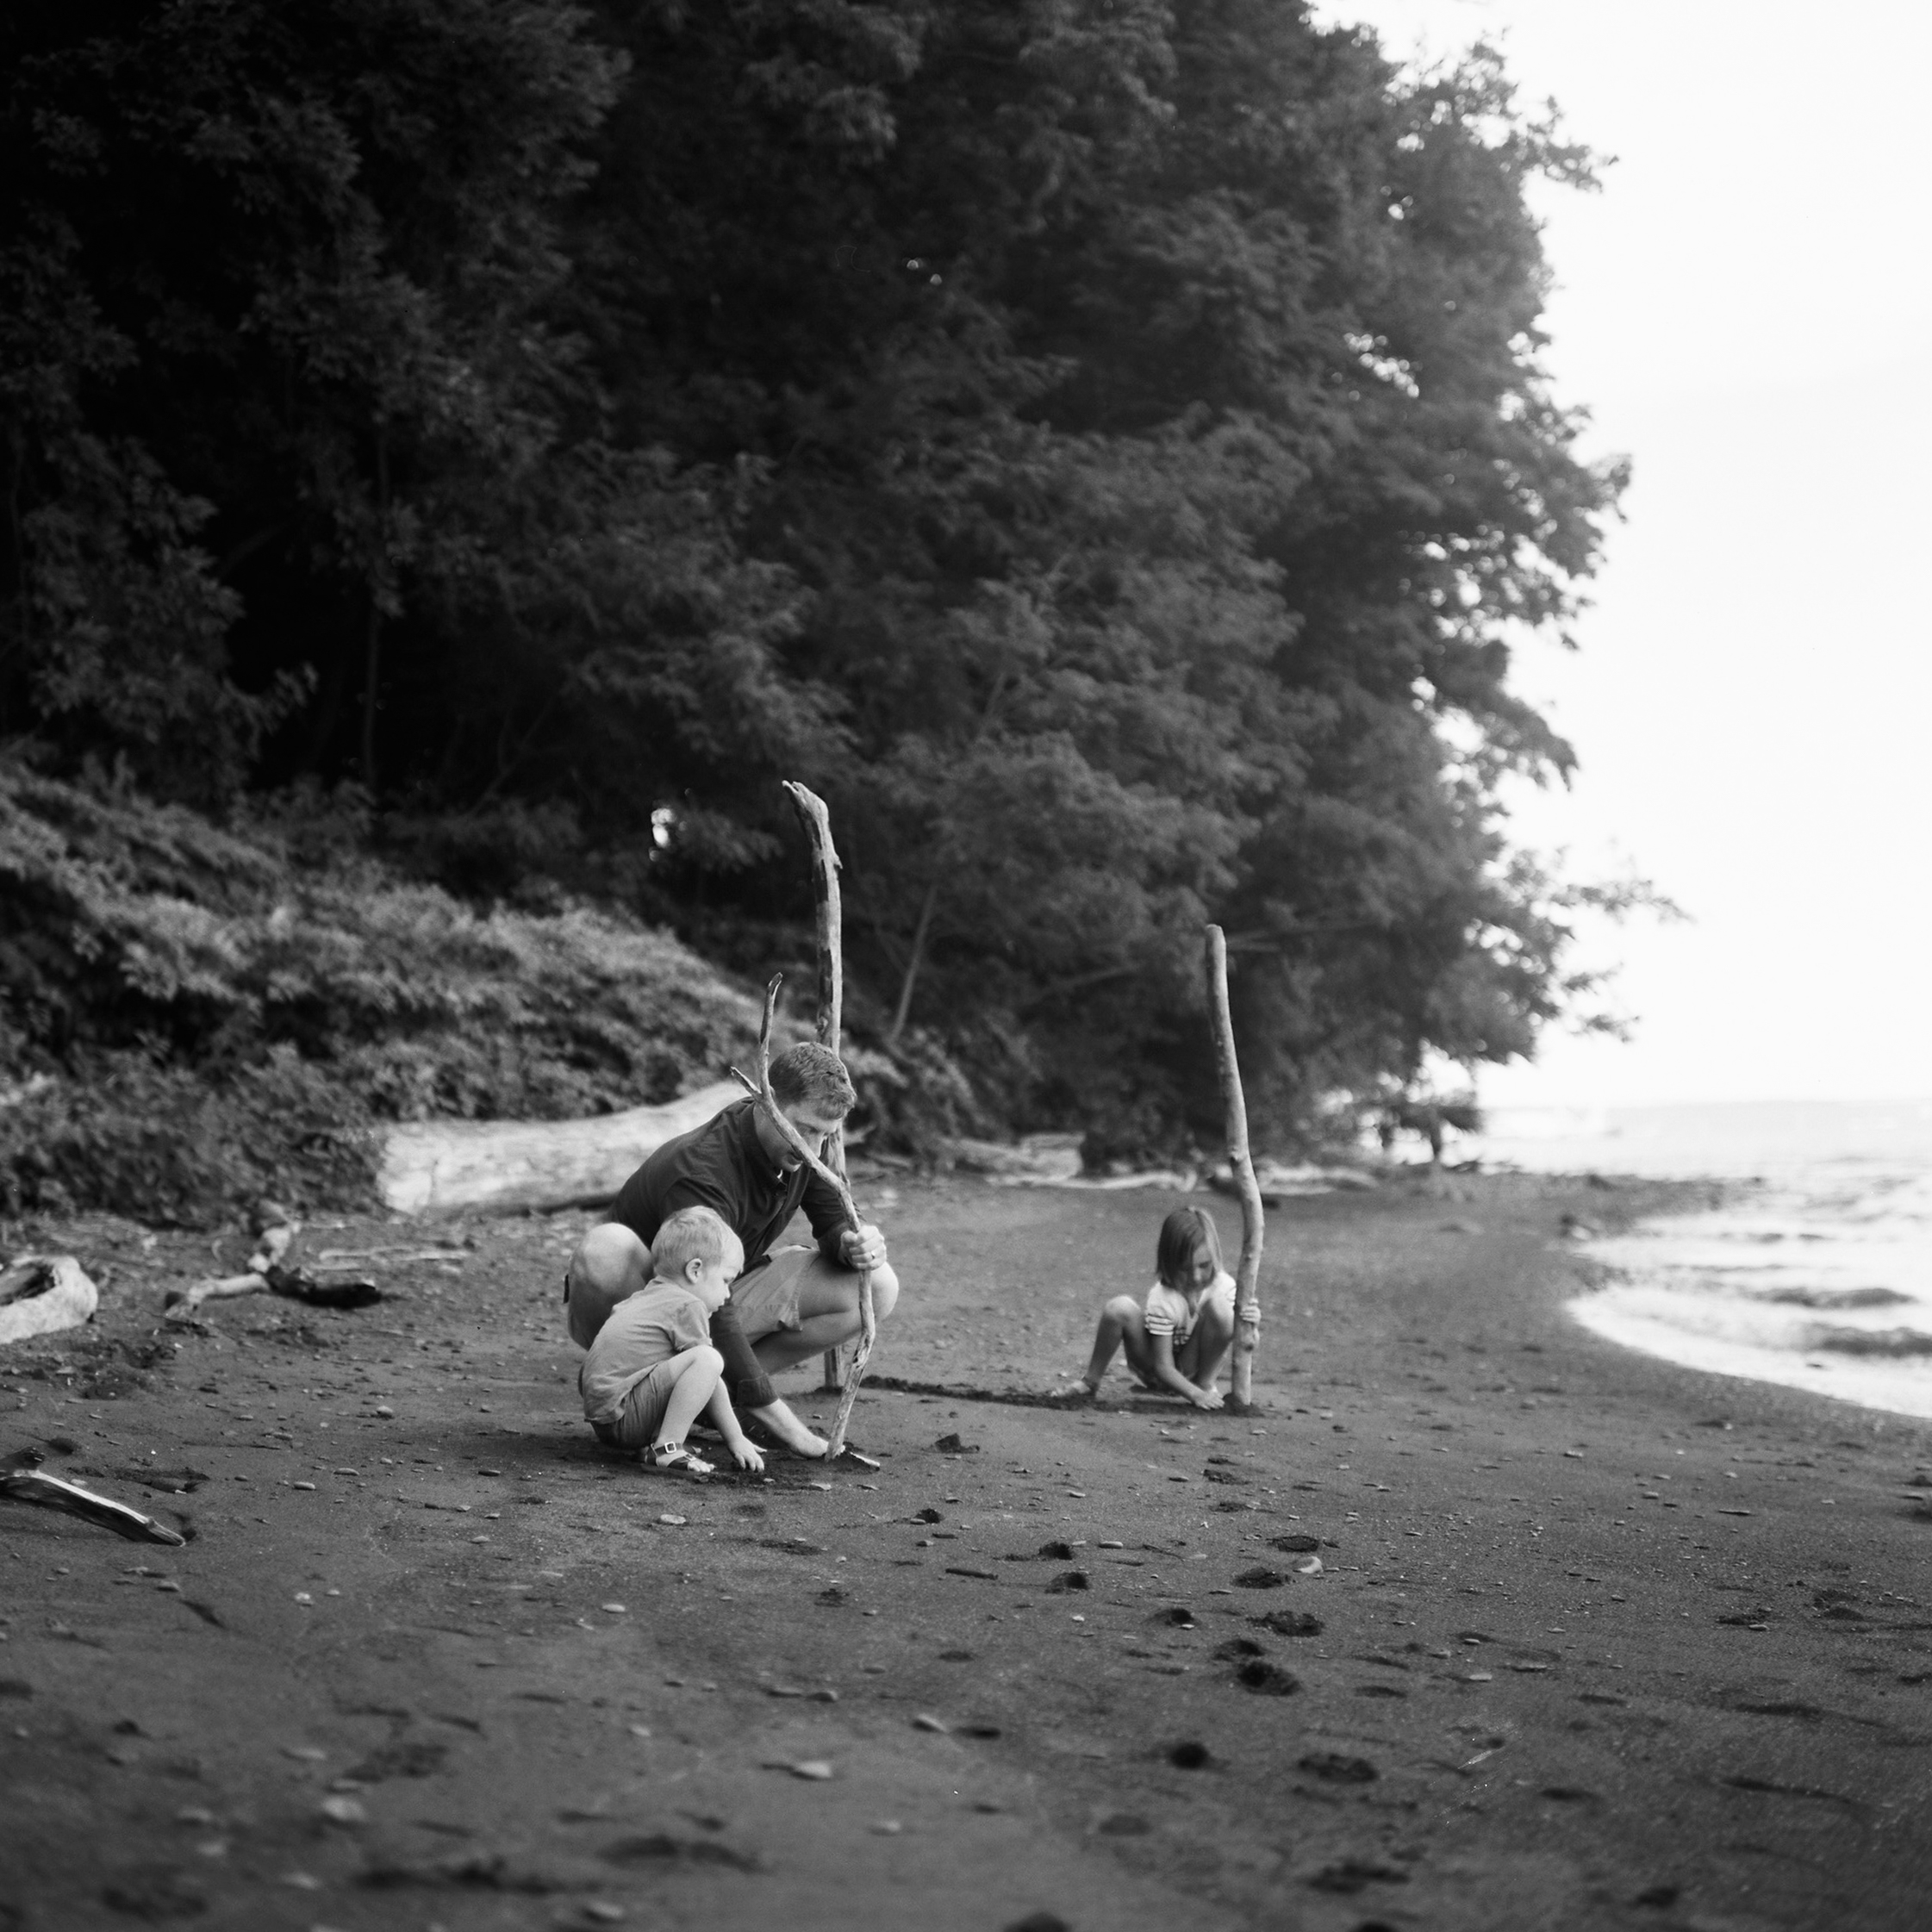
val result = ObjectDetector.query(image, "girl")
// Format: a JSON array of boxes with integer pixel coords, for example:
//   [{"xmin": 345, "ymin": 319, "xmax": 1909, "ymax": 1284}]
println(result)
[{"xmin": 1060, "ymin": 1205, "xmax": 1236, "ymax": 1410}]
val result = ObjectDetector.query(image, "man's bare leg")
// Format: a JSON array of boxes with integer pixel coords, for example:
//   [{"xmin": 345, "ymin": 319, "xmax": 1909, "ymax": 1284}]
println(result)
[
  {"xmin": 740, "ymin": 1262, "xmax": 900, "ymax": 1455},
  {"xmin": 747, "ymin": 1262, "xmax": 901, "ymax": 1376}
]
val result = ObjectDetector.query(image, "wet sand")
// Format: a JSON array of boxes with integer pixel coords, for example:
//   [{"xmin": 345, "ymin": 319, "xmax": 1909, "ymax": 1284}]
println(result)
[{"xmin": 3, "ymin": 1169, "xmax": 1929, "ymax": 1931}]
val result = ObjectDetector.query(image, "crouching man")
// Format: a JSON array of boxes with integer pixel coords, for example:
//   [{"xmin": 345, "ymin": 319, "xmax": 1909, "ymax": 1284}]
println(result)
[{"xmin": 564, "ymin": 1043, "xmax": 899, "ymax": 1458}]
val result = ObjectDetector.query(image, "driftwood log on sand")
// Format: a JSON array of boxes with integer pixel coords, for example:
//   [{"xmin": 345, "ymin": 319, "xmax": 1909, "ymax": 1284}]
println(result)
[
  {"xmin": 1204, "ymin": 925, "xmax": 1266, "ymax": 1412},
  {"xmin": 377, "ymin": 1081, "xmax": 741, "ymax": 1217},
  {"xmin": 165, "ymin": 1208, "xmax": 383, "ymax": 1320},
  {"xmin": 0, "ymin": 1255, "xmax": 98, "ymax": 1346},
  {"xmin": 1, "ymin": 1463, "xmax": 186, "ymax": 1546}
]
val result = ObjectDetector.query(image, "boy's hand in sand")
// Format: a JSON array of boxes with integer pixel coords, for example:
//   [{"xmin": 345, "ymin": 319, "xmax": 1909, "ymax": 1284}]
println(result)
[
  {"xmin": 722, "ymin": 1430, "xmax": 765, "ymax": 1473},
  {"xmin": 1191, "ymin": 1387, "xmax": 1225, "ymax": 1412}
]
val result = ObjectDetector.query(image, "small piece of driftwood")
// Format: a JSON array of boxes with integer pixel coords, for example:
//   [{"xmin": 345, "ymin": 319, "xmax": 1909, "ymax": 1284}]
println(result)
[
  {"xmin": 0, "ymin": 1256, "xmax": 98, "ymax": 1347},
  {"xmin": 782, "ymin": 779, "xmax": 857, "ymax": 1398},
  {"xmin": 165, "ymin": 1213, "xmax": 379, "ymax": 1319},
  {"xmin": 1, "ymin": 1467, "xmax": 187, "ymax": 1546},
  {"xmin": 732, "ymin": 973, "xmax": 878, "ymax": 1464},
  {"xmin": 1204, "ymin": 925, "xmax": 1265, "ymax": 1412},
  {"xmin": 165, "ymin": 1214, "xmax": 299, "ymax": 1318}
]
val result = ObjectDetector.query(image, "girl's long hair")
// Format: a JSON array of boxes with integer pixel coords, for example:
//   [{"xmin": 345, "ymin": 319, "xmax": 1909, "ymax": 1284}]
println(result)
[{"xmin": 1155, "ymin": 1204, "xmax": 1223, "ymax": 1288}]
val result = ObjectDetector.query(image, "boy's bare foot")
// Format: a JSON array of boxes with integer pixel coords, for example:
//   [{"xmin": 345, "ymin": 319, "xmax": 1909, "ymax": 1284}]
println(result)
[{"xmin": 745, "ymin": 1399, "xmax": 831, "ymax": 1459}]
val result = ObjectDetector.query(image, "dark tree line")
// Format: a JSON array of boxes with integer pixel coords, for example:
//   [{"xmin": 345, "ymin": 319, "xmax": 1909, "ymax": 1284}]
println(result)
[{"xmin": 2, "ymin": 0, "xmax": 1641, "ymax": 1153}]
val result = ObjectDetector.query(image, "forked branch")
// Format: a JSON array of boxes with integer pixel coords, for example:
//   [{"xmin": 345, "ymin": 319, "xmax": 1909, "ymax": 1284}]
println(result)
[
  {"xmin": 730, "ymin": 975, "xmax": 878, "ymax": 1457},
  {"xmin": 782, "ymin": 779, "xmax": 850, "ymax": 1393}
]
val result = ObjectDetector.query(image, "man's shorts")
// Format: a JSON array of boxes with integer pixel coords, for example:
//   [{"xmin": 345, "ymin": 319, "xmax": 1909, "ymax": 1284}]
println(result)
[
  {"xmin": 730, "ymin": 1243, "xmax": 827, "ymax": 1340},
  {"xmin": 589, "ymin": 1356, "xmax": 684, "ymax": 1450}
]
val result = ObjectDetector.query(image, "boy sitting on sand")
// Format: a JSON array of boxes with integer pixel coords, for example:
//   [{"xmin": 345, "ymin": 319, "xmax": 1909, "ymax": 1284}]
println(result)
[{"xmin": 578, "ymin": 1206, "xmax": 766, "ymax": 1476}]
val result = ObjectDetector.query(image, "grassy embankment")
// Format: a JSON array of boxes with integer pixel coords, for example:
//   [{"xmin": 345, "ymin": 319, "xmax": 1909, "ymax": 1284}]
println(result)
[{"xmin": 0, "ymin": 763, "xmax": 861, "ymax": 1225}]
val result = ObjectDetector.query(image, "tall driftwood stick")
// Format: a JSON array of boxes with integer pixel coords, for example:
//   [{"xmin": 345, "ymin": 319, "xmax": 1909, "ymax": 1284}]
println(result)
[
  {"xmin": 782, "ymin": 782, "xmax": 844, "ymax": 1052},
  {"xmin": 731, "ymin": 974, "xmax": 877, "ymax": 1459},
  {"xmin": 782, "ymin": 781, "xmax": 852, "ymax": 1394},
  {"xmin": 1204, "ymin": 925, "xmax": 1265, "ymax": 1411}
]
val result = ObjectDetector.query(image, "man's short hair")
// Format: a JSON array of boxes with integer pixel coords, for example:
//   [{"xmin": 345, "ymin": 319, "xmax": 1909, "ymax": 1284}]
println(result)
[
  {"xmin": 769, "ymin": 1041, "xmax": 857, "ymax": 1119},
  {"xmin": 652, "ymin": 1205, "xmax": 742, "ymax": 1281}
]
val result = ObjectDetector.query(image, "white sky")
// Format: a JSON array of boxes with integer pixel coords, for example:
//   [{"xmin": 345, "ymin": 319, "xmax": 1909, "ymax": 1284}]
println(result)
[{"xmin": 1309, "ymin": 0, "xmax": 1932, "ymax": 1107}]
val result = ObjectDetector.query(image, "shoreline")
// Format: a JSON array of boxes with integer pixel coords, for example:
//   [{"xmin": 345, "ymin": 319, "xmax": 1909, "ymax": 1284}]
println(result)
[
  {"xmin": 3, "ymin": 1169, "xmax": 1929, "ymax": 1929},
  {"xmin": 1551, "ymin": 1168, "xmax": 1932, "ymax": 1424}
]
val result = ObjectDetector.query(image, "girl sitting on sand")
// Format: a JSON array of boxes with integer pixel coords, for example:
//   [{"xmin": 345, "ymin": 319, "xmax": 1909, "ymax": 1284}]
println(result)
[{"xmin": 1059, "ymin": 1204, "xmax": 1237, "ymax": 1411}]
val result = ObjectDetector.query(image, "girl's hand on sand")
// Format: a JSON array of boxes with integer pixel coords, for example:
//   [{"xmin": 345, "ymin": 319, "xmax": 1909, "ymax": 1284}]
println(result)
[
  {"xmin": 729, "ymin": 1437, "xmax": 765, "ymax": 1473},
  {"xmin": 1191, "ymin": 1387, "xmax": 1224, "ymax": 1411}
]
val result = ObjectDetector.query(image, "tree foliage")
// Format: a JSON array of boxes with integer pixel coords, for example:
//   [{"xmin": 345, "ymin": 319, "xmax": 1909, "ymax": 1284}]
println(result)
[{"xmin": 3, "ymin": 0, "xmax": 1640, "ymax": 1169}]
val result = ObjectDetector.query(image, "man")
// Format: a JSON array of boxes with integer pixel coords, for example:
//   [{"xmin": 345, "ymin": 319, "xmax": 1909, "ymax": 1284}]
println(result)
[{"xmin": 564, "ymin": 1042, "xmax": 899, "ymax": 1458}]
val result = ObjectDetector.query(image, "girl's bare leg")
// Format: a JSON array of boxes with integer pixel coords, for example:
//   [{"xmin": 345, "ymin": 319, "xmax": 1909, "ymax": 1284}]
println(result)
[
  {"xmin": 1086, "ymin": 1296, "xmax": 1149, "ymax": 1389},
  {"xmin": 653, "ymin": 1347, "xmax": 724, "ymax": 1449}
]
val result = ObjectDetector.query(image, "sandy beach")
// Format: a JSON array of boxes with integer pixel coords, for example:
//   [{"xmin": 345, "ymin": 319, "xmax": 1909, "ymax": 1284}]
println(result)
[{"xmin": 3, "ymin": 1169, "xmax": 1929, "ymax": 1931}]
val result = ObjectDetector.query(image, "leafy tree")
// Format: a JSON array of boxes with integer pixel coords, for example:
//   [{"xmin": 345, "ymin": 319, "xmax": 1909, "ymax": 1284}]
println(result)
[
  {"xmin": 567, "ymin": 1, "xmax": 1631, "ymax": 1144},
  {"xmin": 2, "ymin": 0, "xmax": 624, "ymax": 800},
  {"xmin": 2, "ymin": 0, "xmax": 1645, "ymax": 1168}
]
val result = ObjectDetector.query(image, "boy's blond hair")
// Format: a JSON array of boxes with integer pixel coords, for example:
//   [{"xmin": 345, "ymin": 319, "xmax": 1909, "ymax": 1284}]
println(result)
[{"xmin": 651, "ymin": 1204, "xmax": 741, "ymax": 1282}]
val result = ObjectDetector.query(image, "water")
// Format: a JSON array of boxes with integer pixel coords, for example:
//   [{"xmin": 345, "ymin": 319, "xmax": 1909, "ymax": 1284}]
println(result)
[{"xmin": 1466, "ymin": 1099, "xmax": 1932, "ymax": 1419}]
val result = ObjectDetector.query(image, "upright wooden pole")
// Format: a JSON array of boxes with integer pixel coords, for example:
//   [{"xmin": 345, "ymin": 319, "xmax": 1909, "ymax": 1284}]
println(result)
[
  {"xmin": 1204, "ymin": 925, "xmax": 1265, "ymax": 1412},
  {"xmin": 782, "ymin": 782, "xmax": 852, "ymax": 1394},
  {"xmin": 732, "ymin": 975, "xmax": 877, "ymax": 1460},
  {"xmin": 782, "ymin": 782, "xmax": 844, "ymax": 1054}
]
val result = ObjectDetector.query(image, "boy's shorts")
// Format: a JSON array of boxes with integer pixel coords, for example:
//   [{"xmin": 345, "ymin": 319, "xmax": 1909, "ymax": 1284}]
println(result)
[{"xmin": 590, "ymin": 1356, "xmax": 685, "ymax": 1450}]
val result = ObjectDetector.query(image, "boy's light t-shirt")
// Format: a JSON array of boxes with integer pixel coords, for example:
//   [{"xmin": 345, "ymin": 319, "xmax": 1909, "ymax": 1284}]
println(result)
[
  {"xmin": 1142, "ymin": 1268, "xmax": 1237, "ymax": 1348},
  {"xmin": 579, "ymin": 1278, "xmax": 712, "ymax": 1424}
]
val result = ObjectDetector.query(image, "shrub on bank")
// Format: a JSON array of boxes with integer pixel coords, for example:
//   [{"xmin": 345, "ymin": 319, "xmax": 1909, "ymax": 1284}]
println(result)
[
  {"xmin": 0, "ymin": 763, "xmax": 982, "ymax": 1223},
  {"xmin": 0, "ymin": 766, "xmax": 762, "ymax": 1221},
  {"xmin": 0, "ymin": 1048, "xmax": 377, "ymax": 1226}
]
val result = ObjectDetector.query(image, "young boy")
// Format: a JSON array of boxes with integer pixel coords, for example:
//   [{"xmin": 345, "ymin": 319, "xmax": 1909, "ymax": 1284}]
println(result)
[{"xmin": 578, "ymin": 1206, "xmax": 765, "ymax": 1476}]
